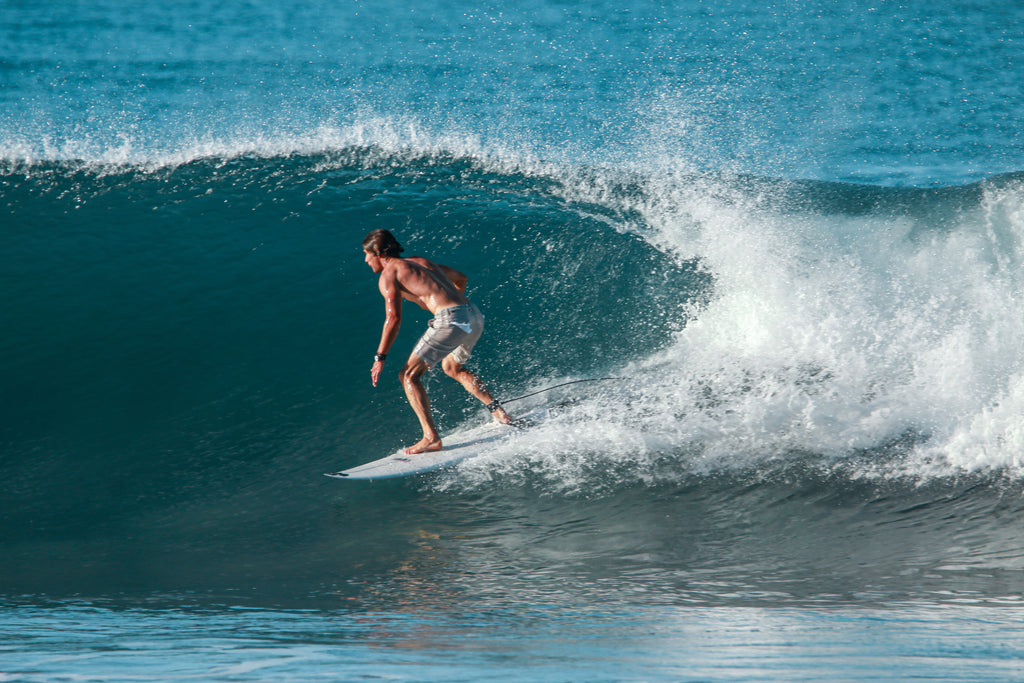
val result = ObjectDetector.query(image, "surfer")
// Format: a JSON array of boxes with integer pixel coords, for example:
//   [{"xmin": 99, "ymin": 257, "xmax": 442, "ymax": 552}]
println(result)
[{"xmin": 363, "ymin": 229, "xmax": 513, "ymax": 454}]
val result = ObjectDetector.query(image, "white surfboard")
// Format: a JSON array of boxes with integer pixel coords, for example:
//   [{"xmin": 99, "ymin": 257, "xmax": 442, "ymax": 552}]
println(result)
[{"xmin": 325, "ymin": 407, "xmax": 549, "ymax": 481}]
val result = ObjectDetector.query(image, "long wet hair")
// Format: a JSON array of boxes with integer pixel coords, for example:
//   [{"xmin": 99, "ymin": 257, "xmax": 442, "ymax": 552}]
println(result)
[{"xmin": 362, "ymin": 229, "xmax": 405, "ymax": 258}]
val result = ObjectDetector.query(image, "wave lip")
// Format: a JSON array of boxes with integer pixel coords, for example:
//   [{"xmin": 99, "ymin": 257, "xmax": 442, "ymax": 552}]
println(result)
[{"xmin": 0, "ymin": 116, "xmax": 560, "ymax": 176}]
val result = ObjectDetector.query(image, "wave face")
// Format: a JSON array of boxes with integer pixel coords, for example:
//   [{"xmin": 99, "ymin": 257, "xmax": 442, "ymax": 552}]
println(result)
[{"xmin": 2, "ymin": 143, "xmax": 1024, "ymax": 603}]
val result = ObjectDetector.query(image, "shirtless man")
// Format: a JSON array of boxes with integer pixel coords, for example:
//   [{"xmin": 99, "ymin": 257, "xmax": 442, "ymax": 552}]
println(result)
[{"xmin": 363, "ymin": 229, "xmax": 512, "ymax": 454}]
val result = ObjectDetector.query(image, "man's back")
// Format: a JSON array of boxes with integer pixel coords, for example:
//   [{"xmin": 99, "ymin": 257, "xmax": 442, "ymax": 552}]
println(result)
[{"xmin": 383, "ymin": 257, "xmax": 469, "ymax": 314}]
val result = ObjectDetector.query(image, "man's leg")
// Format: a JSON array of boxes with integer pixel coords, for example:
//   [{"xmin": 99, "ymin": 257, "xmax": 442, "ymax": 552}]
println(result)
[
  {"xmin": 441, "ymin": 356, "xmax": 512, "ymax": 424},
  {"xmin": 399, "ymin": 354, "xmax": 443, "ymax": 454}
]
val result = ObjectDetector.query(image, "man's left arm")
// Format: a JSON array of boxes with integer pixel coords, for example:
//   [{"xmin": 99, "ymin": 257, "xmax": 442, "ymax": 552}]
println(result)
[{"xmin": 438, "ymin": 264, "xmax": 468, "ymax": 293}]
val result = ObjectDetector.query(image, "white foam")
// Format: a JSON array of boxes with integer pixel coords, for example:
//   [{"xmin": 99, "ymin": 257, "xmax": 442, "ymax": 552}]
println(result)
[
  {"xmin": 634, "ymin": 174, "xmax": 1024, "ymax": 479},
  {"xmin": 0, "ymin": 114, "xmax": 557, "ymax": 180},
  {"xmin": 451, "ymin": 169, "xmax": 1024, "ymax": 488}
]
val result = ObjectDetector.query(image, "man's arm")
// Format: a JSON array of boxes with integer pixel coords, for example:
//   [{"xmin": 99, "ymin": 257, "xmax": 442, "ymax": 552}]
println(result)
[
  {"xmin": 436, "ymin": 263, "xmax": 468, "ymax": 293},
  {"xmin": 371, "ymin": 269, "xmax": 402, "ymax": 387}
]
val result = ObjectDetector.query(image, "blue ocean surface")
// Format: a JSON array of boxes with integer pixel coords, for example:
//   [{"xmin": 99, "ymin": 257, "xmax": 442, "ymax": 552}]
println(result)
[{"xmin": 3, "ymin": 0, "xmax": 1024, "ymax": 680}]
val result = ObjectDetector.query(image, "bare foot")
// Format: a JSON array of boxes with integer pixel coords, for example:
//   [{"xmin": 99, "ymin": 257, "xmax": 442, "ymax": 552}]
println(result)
[{"xmin": 404, "ymin": 436, "xmax": 443, "ymax": 455}]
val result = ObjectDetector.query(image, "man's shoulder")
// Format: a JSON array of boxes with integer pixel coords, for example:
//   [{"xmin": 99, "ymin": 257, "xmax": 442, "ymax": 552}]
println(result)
[
  {"xmin": 388, "ymin": 257, "xmax": 421, "ymax": 275},
  {"xmin": 380, "ymin": 257, "xmax": 421, "ymax": 288}
]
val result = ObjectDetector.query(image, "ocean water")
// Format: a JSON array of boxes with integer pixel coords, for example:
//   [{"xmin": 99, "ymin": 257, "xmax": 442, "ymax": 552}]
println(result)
[{"xmin": 3, "ymin": 0, "xmax": 1024, "ymax": 680}]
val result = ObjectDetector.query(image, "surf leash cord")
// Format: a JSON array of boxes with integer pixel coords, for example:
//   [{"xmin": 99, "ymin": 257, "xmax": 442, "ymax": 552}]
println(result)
[{"xmin": 501, "ymin": 377, "xmax": 624, "ymax": 405}]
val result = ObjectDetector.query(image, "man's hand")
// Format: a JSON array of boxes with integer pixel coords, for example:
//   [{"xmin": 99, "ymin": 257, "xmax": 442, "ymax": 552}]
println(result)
[{"xmin": 371, "ymin": 359, "xmax": 384, "ymax": 387}]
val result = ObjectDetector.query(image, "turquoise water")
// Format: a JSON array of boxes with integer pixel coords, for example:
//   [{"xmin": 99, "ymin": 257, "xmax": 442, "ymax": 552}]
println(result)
[
  {"xmin": 3, "ymin": 603, "xmax": 1023, "ymax": 682},
  {"xmin": 4, "ymin": 0, "xmax": 1024, "ymax": 680}
]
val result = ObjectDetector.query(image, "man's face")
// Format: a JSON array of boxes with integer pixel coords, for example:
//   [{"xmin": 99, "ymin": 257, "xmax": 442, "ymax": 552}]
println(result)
[{"xmin": 364, "ymin": 249, "xmax": 383, "ymax": 273}]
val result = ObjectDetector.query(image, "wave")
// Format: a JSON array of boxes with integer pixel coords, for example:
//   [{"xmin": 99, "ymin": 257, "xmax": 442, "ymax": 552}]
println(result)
[
  {"xmin": 4, "ymin": 141, "xmax": 1024, "ymax": 601},
  {"xmin": 3, "ymin": 141, "xmax": 1024, "ymax": 501}
]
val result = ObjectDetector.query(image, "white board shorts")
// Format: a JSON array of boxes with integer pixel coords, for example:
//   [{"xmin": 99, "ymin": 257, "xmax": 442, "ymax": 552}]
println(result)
[{"xmin": 412, "ymin": 303, "xmax": 485, "ymax": 367}]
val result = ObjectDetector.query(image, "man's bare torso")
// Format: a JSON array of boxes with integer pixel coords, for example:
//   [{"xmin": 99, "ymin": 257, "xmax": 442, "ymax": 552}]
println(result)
[{"xmin": 380, "ymin": 256, "xmax": 469, "ymax": 315}]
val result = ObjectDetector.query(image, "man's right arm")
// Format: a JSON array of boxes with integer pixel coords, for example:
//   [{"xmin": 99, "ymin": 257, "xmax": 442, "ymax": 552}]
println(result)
[{"xmin": 371, "ymin": 270, "xmax": 402, "ymax": 387}]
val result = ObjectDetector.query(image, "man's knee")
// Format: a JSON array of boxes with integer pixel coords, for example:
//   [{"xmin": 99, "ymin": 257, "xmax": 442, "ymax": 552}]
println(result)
[
  {"xmin": 401, "ymin": 357, "xmax": 429, "ymax": 385},
  {"xmin": 441, "ymin": 356, "xmax": 462, "ymax": 378}
]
